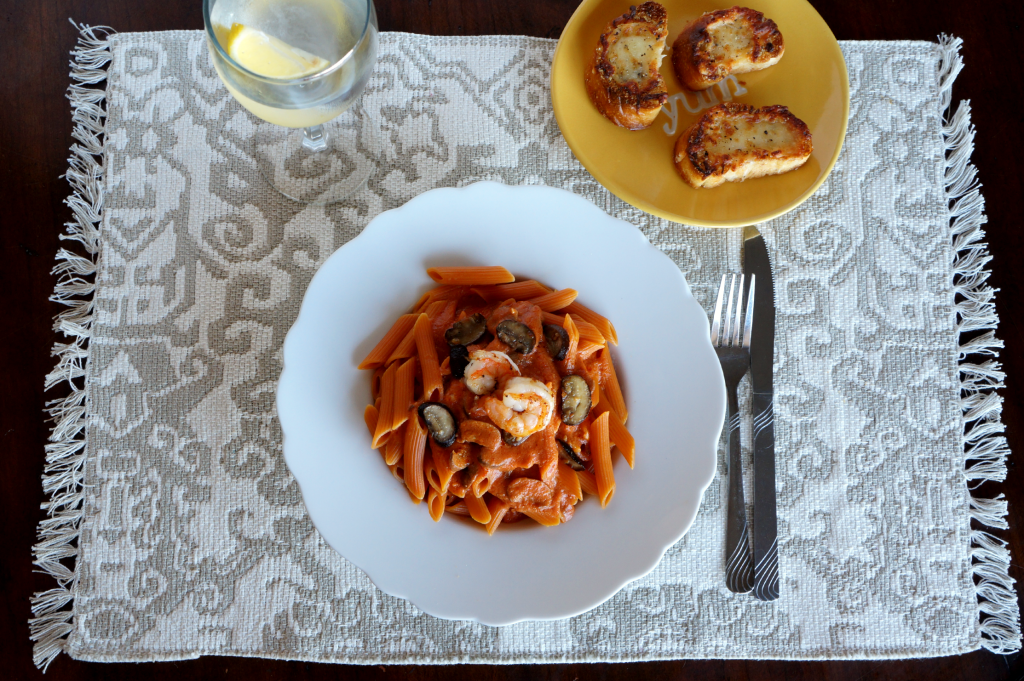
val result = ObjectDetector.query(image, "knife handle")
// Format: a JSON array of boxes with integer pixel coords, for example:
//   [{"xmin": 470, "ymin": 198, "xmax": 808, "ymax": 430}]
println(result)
[{"xmin": 752, "ymin": 391, "xmax": 779, "ymax": 601}]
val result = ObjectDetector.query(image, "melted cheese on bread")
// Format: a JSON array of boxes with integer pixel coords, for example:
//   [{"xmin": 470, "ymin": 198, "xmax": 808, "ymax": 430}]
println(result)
[
  {"xmin": 674, "ymin": 103, "xmax": 812, "ymax": 188},
  {"xmin": 673, "ymin": 7, "xmax": 785, "ymax": 91},
  {"xmin": 607, "ymin": 30, "xmax": 665, "ymax": 86},
  {"xmin": 584, "ymin": 2, "xmax": 668, "ymax": 130}
]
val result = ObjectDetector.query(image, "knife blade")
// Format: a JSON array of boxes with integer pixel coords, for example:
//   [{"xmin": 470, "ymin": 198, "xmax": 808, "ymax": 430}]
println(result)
[{"xmin": 743, "ymin": 230, "xmax": 779, "ymax": 601}]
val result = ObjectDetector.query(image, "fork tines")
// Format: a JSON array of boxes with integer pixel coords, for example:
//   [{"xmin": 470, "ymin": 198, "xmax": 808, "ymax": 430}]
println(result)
[{"xmin": 711, "ymin": 274, "xmax": 755, "ymax": 348}]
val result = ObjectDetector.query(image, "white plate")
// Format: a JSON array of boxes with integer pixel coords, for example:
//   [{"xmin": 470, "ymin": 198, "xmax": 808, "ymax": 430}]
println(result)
[{"xmin": 277, "ymin": 182, "xmax": 724, "ymax": 625}]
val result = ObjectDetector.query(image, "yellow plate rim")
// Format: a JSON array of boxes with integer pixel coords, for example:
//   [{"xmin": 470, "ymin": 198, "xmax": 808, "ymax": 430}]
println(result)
[{"xmin": 551, "ymin": 0, "xmax": 851, "ymax": 228}]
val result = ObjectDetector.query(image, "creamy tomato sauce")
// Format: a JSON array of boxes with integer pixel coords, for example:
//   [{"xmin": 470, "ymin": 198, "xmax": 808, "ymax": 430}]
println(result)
[{"xmin": 418, "ymin": 290, "xmax": 604, "ymax": 525}]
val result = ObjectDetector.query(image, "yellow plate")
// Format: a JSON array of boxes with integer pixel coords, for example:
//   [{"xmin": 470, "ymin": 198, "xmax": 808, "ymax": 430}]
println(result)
[{"xmin": 551, "ymin": 0, "xmax": 849, "ymax": 227}]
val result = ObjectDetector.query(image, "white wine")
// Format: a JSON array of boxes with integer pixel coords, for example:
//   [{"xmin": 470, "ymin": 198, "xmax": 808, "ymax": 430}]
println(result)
[
  {"xmin": 208, "ymin": 0, "xmax": 376, "ymax": 128},
  {"xmin": 219, "ymin": 67, "xmax": 352, "ymax": 128},
  {"xmin": 203, "ymin": 0, "xmax": 379, "ymax": 203}
]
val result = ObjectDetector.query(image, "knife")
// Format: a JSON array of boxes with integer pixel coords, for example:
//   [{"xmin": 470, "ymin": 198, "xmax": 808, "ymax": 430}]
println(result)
[{"xmin": 743, "ymin": 229, "xmax": 779, "ymax": 601}]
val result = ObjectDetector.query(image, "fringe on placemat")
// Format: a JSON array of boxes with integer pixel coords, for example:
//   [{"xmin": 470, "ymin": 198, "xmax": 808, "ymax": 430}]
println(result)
[
  {"xmin": 29, "ymin": 20, "xmax": 112, "ymax": 672},
  {"xmin": 939, "ymin": 34, "xmax": 1021, "ymax": 655}
]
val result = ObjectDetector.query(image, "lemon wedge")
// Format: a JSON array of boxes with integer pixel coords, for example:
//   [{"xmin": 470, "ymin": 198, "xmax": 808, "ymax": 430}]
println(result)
[{"xmin": 223, "ymin": 23, "xmax": 330, "ymax": 79}]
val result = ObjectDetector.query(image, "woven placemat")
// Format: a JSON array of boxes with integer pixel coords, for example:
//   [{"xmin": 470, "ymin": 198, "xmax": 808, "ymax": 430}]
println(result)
[{"xmin": 30, "ymin": 26, "xmax": 1019, "ymax": 669}]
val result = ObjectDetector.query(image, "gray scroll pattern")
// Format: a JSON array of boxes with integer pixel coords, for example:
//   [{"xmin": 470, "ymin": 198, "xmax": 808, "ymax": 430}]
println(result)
[{"xmin": 67, "ymin": 32, "xmax": 981, "ymax": 662}]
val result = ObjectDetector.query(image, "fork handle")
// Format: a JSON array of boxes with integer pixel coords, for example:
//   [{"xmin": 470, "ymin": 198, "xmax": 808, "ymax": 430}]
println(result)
[
  {"xmin": 752, "ymin": 392, "xmax": 780, "ymax": 601},
  {"xmin": 724, "ymin": 385, "xmax": 753, "ymax": 594}
]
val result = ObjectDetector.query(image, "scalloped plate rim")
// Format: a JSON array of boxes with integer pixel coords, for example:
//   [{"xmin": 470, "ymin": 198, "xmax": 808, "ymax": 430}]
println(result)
[{"xmin": 277, "ymin": 181, "xmax": 724, "ymax": 624}]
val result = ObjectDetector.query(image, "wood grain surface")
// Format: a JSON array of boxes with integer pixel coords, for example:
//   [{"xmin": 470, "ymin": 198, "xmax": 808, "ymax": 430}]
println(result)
[{"xmin": 2, "ymin": 1, "xmax": 1022, "ymax": 679}]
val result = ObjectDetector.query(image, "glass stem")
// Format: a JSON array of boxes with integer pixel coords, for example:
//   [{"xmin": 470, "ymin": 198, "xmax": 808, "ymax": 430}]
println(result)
[{"xmin": 302, "ymin": 125, "xmax": 329, "ymax": 152}]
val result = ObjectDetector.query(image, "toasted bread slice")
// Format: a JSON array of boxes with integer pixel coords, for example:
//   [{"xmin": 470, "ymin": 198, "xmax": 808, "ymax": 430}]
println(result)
[
  {"xmin": 584, "ymin": 2, "xmax": 669, "ymax": 130},
  {"xmin": 672, "ymin": 6, "xmax": 784, "ymax": 91},
  {"xmin": 674, "ymin": 103, "xmax": 812, "ymax": 188}
]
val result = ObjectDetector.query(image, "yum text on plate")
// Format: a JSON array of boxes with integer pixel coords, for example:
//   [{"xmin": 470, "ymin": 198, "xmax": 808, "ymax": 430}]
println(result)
[{"xmin": 661, "ymin": 76, "xmax": 749, "ymax": 135}]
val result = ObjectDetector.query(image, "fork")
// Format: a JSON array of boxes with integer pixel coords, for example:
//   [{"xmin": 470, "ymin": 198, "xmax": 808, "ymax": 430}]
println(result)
[{"xmin": 711, "ymin": 273, "xmax": 755, "ymax": 594}]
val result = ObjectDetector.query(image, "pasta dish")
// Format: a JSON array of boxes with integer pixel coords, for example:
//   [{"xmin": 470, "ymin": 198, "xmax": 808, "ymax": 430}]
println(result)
[{"xmin": 358, "ymin": 266, "xmax": 634, "ymax": 533}]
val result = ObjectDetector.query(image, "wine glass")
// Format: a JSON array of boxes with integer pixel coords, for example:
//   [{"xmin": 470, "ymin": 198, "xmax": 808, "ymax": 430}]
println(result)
[{"xmin": 203, "ymin": 0, "xmax": 379, "ymax": 204}]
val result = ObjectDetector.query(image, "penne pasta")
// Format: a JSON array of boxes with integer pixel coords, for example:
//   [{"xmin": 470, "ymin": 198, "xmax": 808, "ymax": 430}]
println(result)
[
  {"xmin": 386, "ymin": 325, "xmax": 419, "ymax": 365},
  {"xmin": 434, "ymin": 300, "xmax": 458, "ymax": 331},
  {"xmin": 474, "ymin": 279, "xmax": 552, "ymax": 303},
  {"xmin": 371, "ymin": 367, "xmax": 385, "ymax": 401},
  {"xmin": 541, "ymin": 311, "xmax": 562, "ymax": 326},
  {"xmin": 528, "ymin": 288, "xmax": 578, "ymax": 312},
  {"xmin": 542, "ymin": 311, "xmax": 605, "ymax": 345},
  {"xmin": 557, "ymin": 462, "xmax": 583, "ymax": 502},
  {"xmin": 413, "ymin": 285, "xmax": 463, "ymax": 312},
  {"xmin": 371, "ymin": 362, "xmax": 397, "ymax": 448},
  {"xmin": 463, "ymin": 493, "xmax": 492, "ymax": 524},
  {"xmin": 447, "ymin": 473, "xmax": 468, "ymax": 498},
  {"xmin": 469, "ymin": 286, "xmax": 493, "ymax": 303},
  {"xmin": 572, "ymin": 317, "xmax": 605, "ymax": 345},
  {"xmin": 424, "ymin": 455, "xmax": 439, "ymax": 493},
  {"xmin": 426, "ymin": 285, "xmax": 467, "ymax": 304},
  {"xmin": 591, "ymin": 412, "xmax": 616, "ymax": 508},
  {"xmin": 485, "ymin": 497, "xmax": 510, "ymax": 535},
  {"xmin": 429, "ymin": 440, "xmax": 455, "ymax": 493},
  {"xmin": 403, "ymin": 415, "xmax": 428, "ymax": 500},
  {"xmin": 427, "ymin": 488, "xmax": 445, "ymax": 522},
  {"xmin": 565, "ymin": 301, "xmax": 618, "ymax": 345},
  {"xmin": 463, "ymin": 464, "xmax": 490, "ymax": 498},
  {"xmin": 446, "ymin": 499, "xmax": 470, "ymax": 516},
  {"xmin": 359, "ymin": 314, "xmax": 418, "ymax": 370},
  {"xmin": 391, "ymin": 356, "xmax": 418, "ymax": 431},
  {"xmin": 423, "ymin": 299, "xmax": 449, "ymax": 318},
  {"xmin": 561, "ymin": 314, "xmax": 580, "ymax": 374},
  {"xmin": 470, "ymin": 467, "xmax": 502, "ymax": 498},
  {"xmin": 361, "ymin": 265, "xmax": 631, "ymax": 532},
  {"xmin": 599, "ymin": 349, "xmax": 628, "ymax": 424},
  {"xmin": 521, "ymin": 506, "xmax": 561, "ymax": 527},
  {"xmin": 385, "ymin": 423, "xmax": 406, "ymax": 466},
  {"xmin": 411, "ymin": 290, "xmax": 432, "ymax": 314},
  {"xmin": 577, "ymin": 339, "xmax": 605, "ymax": 361},
  {"xmin": 363, "ymin": 404, "xmax": 379, "ymax": 439},
  {"xmin": 426, "ymin": 266, "xmax": 515, "ymax": 286},
  {"xmin": 389, "ymin": 460, "xmax": 405, "ymax": 483},
  {"xmin": 577, "ymin": 469, "xmax": 599, "ymax": 497},
  {"xmin": 413, "ymin": 313, "xmax": 443, "ymax": 400},
  {"xmin": 608, "ymin": 409, "xmax": 635, "ymax": 468}
]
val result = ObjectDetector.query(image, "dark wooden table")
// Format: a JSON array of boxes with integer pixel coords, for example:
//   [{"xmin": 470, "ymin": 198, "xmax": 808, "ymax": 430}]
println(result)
[{"xmin": 4, "ymin": 1, "xmax": 1023, "ymax": 679}]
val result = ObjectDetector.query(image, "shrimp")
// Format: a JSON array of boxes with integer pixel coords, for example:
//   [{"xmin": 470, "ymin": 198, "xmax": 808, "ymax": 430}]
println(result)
[
  {"xmin": 463, "ymin": 350, "xmax": 520, "ymax": 395},
  {"xmin": 483, "ymin": 376, "xmax": 555, "ymax": 438}
]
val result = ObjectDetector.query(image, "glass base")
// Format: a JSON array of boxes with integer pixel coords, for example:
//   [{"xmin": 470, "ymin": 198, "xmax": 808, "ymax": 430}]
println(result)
[{"xmin": 254, "ymin": 110, "xmax": 377, "ymax": 204}]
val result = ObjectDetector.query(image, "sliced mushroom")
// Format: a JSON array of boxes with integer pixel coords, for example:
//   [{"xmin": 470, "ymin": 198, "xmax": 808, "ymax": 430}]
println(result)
[
  {"xmin": 449, "ymin": 344, "xmax": 469, "ymax": 379},
  {"xmin": 418, "ymin": 402, "xmax": 458, "ymax": 448},
  {"xmin": 557, "ymin": 439, "xmax": 586, "ymax": 471},
  {"xmin": 496, "ymin": 319, "xmax": 536, "ymax": 354},
  {"xmin": 560, "ymin": 375, "xmax": 592, "ymax": 426},
  {"xmin": 501, "ymin": 429, "xmax": 528, "ymax": 447},
  {"xmin": 543, "ymin": 324, "xmax": 569, "ymax": 361},
  {"xmin": 445, "ymin": 313, "xmax": 487, "ymax": 346}
]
